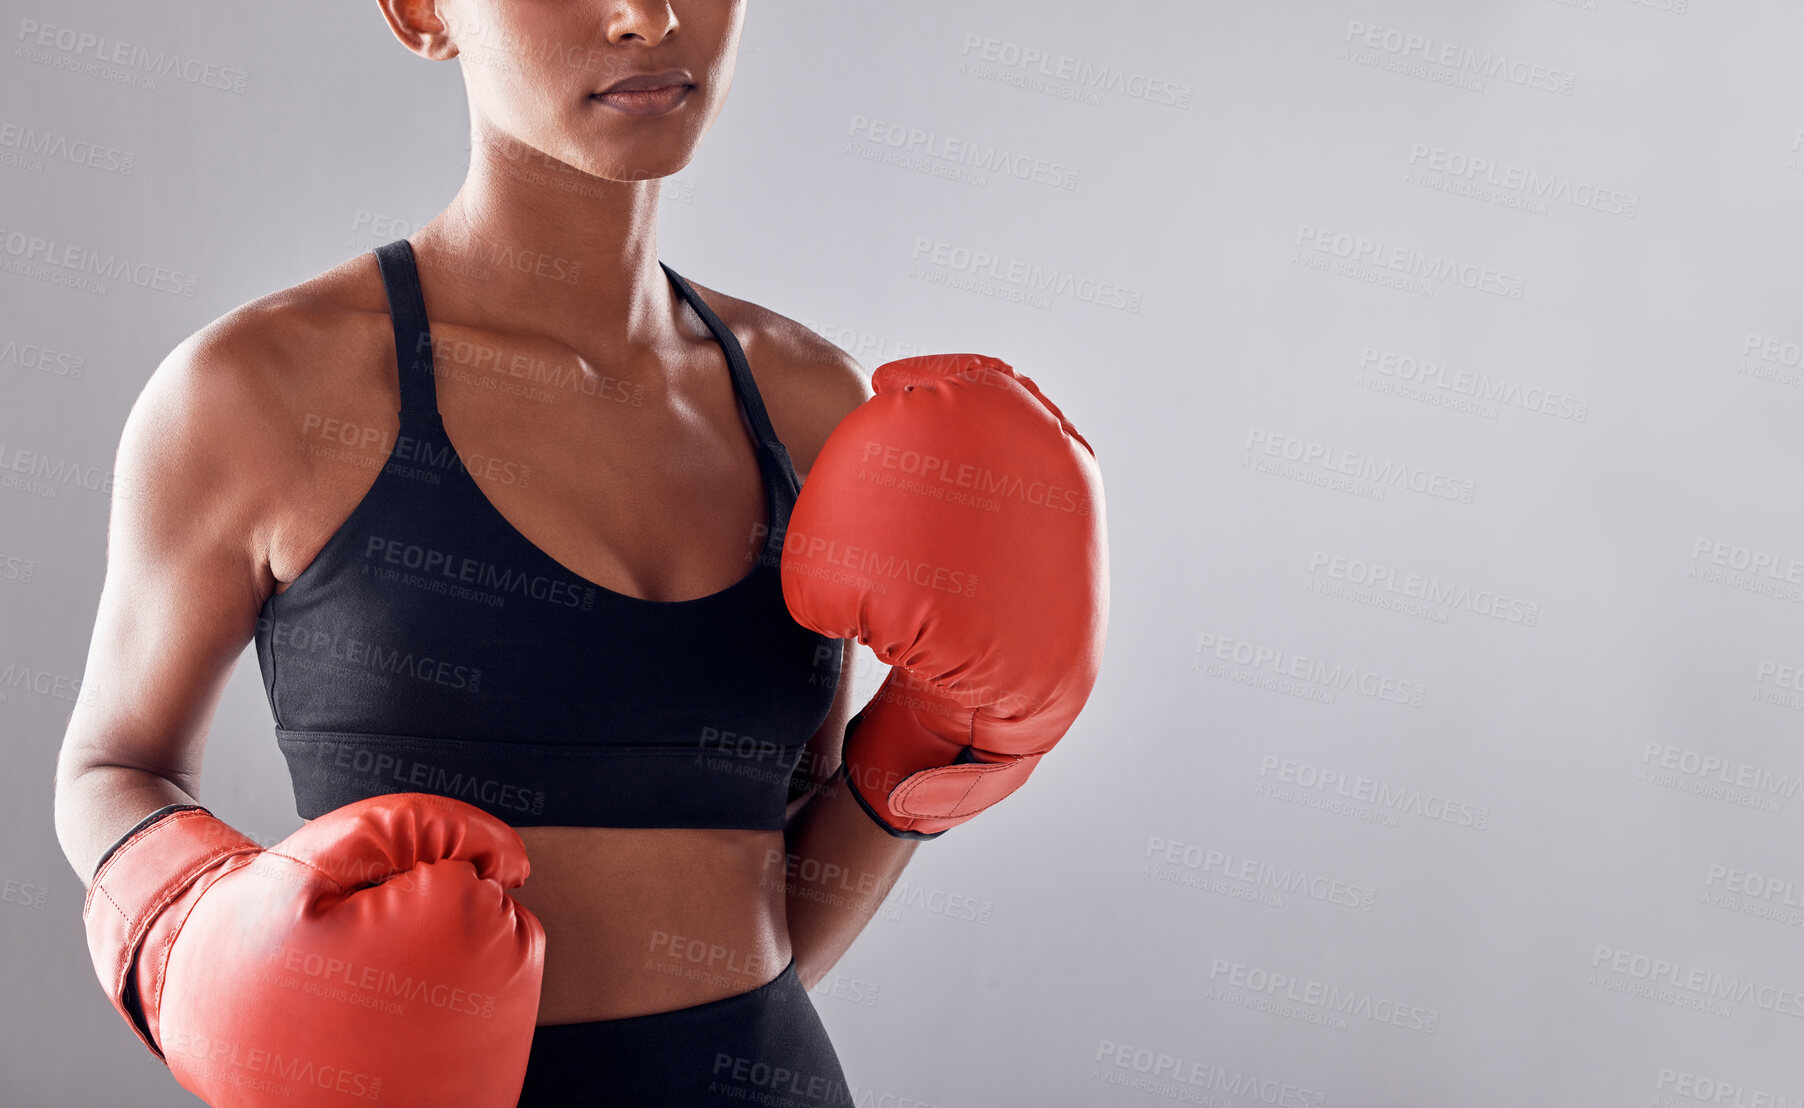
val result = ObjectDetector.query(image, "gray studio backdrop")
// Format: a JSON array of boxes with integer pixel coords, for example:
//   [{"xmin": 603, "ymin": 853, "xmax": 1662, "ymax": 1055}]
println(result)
[{"xmin": 4, "ymin": 1, "xmax": 1803, "ymax": 1105}]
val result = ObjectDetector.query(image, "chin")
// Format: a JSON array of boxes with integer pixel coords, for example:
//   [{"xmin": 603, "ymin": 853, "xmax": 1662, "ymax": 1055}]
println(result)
[{"xmin": 591, "ymin": 147, "xmax": 698, "ymax": 183}]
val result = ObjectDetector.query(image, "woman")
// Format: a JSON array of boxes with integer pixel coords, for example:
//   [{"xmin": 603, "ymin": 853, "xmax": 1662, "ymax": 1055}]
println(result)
[{"xmin": 54, "ymin": 2, "xmax": 915, "ymax": 1103}]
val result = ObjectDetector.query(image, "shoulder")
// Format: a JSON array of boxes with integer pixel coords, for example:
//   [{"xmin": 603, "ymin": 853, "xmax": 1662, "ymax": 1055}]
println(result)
[
  {"xmin": 133, "ymin": 252, "xmax": 386, "ymax": 461},
  {"xmin": 146, "ymin": 251, "xmax": 388, "ymax": 415},
  {"xmin": 120, "ymin": 253, "xmax": 391, "ymax": 562},
  {"xmin": 679, "ymin": 279, "xmax": 873, "ymax": 481}
]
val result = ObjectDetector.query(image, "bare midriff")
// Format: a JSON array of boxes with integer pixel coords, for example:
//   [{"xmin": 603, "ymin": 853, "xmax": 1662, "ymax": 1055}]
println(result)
[{"xmin": 507, "ymin": 825, "xmax": 792, "ymax": 1025}]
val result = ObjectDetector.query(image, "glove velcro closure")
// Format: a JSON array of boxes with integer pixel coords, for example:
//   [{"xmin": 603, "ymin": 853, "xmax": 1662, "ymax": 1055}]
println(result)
[
  {"xmin": 890, "ymin": 753, "xmax": 1043, "ymax": 822},
  {"xmin": 840, "ymin": 698, "xmax": 1044, "ymax": 838}
]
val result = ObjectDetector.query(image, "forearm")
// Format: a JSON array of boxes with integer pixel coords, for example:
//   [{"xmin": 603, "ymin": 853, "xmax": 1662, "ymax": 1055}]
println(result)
[
  {"xmin": 778, "ymin": 765, "xmax": 918, "ymax": 990},
  {"xmin": 52, "ymin": 762, "xmax": 198, "ymax": 887}
]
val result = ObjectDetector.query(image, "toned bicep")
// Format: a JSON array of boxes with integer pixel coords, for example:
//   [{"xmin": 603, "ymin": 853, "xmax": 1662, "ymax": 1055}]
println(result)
[{"xmin": 56, "ymin": 332, "xmax": 290, "ymax": 792}]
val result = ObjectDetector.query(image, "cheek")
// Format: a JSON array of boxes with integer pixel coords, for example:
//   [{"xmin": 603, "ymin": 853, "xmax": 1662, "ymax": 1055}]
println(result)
[
  {"xmin": 459, "ymin": 6, "xmax": 594, "ymax": 98},
  {"xmin": 683, "ymin": 0, "xmax": 746, "ymax": 71},
  {"xmin": 463, "ymin": 42, "xmax": 596, "ymax": 146}
]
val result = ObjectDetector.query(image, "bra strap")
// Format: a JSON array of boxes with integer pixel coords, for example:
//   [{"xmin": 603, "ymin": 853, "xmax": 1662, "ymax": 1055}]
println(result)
[
  {"xmin": 372, "ymin": 239, "xmax": 440, "ymax": 415},
  {"xmin": 660, "ymin": 263, "xmax": 798, "ymax": 494}
]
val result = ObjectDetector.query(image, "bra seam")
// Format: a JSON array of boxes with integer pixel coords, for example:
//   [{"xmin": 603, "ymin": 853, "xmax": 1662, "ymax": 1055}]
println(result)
[{"xmin": 275, "ymin": 728, "xmax": 806, "ymax": 755}]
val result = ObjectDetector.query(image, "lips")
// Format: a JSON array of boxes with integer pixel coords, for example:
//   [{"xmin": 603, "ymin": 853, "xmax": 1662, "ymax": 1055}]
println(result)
[
  {"xmin": 594, "ymin": 69, "xmax": 692, "ymax": 95},
  {"xmin": 587, "ymin": 68, "xmax": 694, "ymax": 115},
  {"xmin": 590, "ymin": 84, "xmax": 691, "ymax": 116}
]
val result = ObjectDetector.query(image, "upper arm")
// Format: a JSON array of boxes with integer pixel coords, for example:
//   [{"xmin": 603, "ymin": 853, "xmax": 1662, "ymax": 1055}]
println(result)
[{"xmin": 55, "ymin": 318, "xmax": 296, "ymax": 791}]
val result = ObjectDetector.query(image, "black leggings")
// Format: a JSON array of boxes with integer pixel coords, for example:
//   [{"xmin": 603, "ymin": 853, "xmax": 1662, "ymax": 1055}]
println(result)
[{"xmin": 515, "ymin": 958, "xmax": 852, "ymax": 1107}]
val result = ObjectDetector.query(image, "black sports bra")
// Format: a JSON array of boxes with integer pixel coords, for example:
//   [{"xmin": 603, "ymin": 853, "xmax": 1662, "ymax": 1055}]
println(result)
[{"xmin": 252, "ymin": 239, "xmax": 842, "ymax": 829}]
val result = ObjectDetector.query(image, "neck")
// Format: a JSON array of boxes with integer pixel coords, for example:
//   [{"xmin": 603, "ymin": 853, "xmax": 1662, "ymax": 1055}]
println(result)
[{"xmin": 416, "ymin": 120, "xmax": 683, "ymax": 363}]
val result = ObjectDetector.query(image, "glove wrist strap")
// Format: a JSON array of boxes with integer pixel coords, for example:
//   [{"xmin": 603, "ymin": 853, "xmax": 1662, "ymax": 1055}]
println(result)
[{"xmin": 82, "ymin": 805, "xmax": 262, "ymax": 1059}]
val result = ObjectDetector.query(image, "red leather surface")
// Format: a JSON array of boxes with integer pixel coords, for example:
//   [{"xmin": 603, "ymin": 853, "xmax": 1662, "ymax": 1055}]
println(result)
[{"xmin": 781, "ymin": 353, "xmax": 1109, "ymax": 835}]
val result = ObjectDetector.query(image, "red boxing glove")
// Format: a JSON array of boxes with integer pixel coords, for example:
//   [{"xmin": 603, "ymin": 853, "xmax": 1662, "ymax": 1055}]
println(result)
[
  {"xmin": 781, "ymin": 353, "xmax": 1108, "ymax": 837},
  {"xmin": 83, "ymin": 793, "xmax": 545, "ymax": 1107}
]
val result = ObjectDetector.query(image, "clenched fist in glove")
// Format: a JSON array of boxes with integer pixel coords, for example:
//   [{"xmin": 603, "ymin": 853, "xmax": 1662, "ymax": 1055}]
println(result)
[
  {"xmin": 780, "ymin": 353, "xmax": 1108, "ymax": 838},
  {"xmin": 83, "ymin": 792, "xmax": 544, "ymax": 1107}
]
